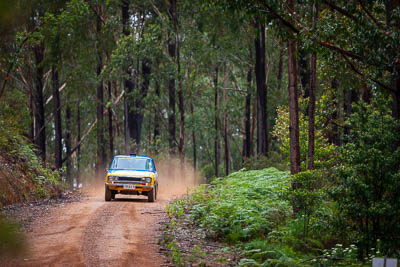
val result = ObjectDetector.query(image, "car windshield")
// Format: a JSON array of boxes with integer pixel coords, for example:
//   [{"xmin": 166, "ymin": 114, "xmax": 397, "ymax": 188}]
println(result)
[{"xmin": 111, "ymin": 157, "xmax": 152, "ymax": 171}]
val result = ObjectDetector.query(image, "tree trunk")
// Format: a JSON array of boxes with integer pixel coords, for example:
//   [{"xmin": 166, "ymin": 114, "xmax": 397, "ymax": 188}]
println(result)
[
  {"xmin": 223, "ymin": 78, "xmax": 230, "ymax": 176},
  {"xmin": 255, "ymin": 22, "xmax": 268, "ymax": 156},
  {"xmin": 277, "ymin": 41, "xmax": 284, "ymax": 92},
  {"xmin": 77, "ymin": 96, "xmax": 81, "ymax": 188},
  {"xmin": 392, "ymin": 64, "xmax": 400, "ymax": 120},
  {"xmin": 52, "ymin": 66, "xmax": 62, "ymax": 170},
  {"xmin": 122, "ymin": 0, "xmax": 136, "ymax": 154},
  {"xmin": 361, "ymin": 83, "xmax": 372, "ymax": 103},
  {"xmin": 287, "ymin": 0, "xmax": 300, "ymax": 175},
  {"xmin": 126, "ymin": 58, "xmax": 151, "ymax": 154},
  {"xmin": 177, "ymin": 45, "xmax": 185, "ymax": 166},
  {"xmin": 29, "ymin": 83, "xmax": 34, "ymax": 142},
  {"xmin": 65, "ymin": 104, "xmax": 72, "ymax": 189},
  {"xmin": 344, "ymin": 87, "xmax": 358, "ymax": 136},
  {"xmin": 384, "ymin": 0, "xmax": 400, "ymax": 120},
  {"xmin": 299, "ymin": 48, "xmax": 310, "ymax": 100},
  {"xmin": 33, "ymin": 44, "xmax": 46, "ymax": 161},
  {"xmin": 190, "ymin": 95, "xmax": 197, "ymax": 171},
  {"xmin": 250, "ymin": 93, "xmax": 256, "ymax": 156},
  {"xmin": 124, "ymin": 92, "xmax": 130, "ymax": 153},
  {"xmin": 243, "ymin": 67, "xmax": 252, "ymax": 159},
  {"xmin": 95, "ymin": 12, "xmax": 106, "ymax": 180},
  {"xmin": 168, "ymin": 0, "xmax": 177, "ymax": 155},
  {"xmin": 214, "ymin": 66, "xmax": 220, "ymax": 177},
  {"xmin": 307, "ymin": 1, "xmax": 317, "ymax": 171},
  {"xmin": 154, "ymin": 72, "xmax": 160, "ymax": 149},
  {"xmin": 108, "ymin": 81, "xmax": 114, "ymax": 159}
]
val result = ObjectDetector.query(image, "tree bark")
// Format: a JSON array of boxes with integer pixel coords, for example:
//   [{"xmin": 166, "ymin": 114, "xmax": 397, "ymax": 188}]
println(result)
[
  {"xmin": 127, "ymin": 58, "xmax": 151, "ymax": 154},
  {"xmin": 277, "ymin": 41, "xmax": 284, "ymax": 92},
  {"xmin": 190, "ymin": 95, "xmax": 197, "ymax": 171},
  {"xmin": 250, "ymin": 93, "xmax": 256, "ymax": 156},
  {"xmin": 33, "ymin": 44, "xmax": 46, "ymax": 162},
  {"xmin": 299, "ymin": 48, "xmax": 310, "ymax": 100},
  {"xmin": 223, "ymin": 79, "xmax": 230, "ymax": 176},
  {"xmin": 214, "ymin": 66, "xmax": 220, "ymax": 177},
  {"xmin": 243, "ymin": 67, "xmax": 252, "ymax": 159},
  {"xmin": 122, "ymin": 1, "xmax": 129, "ymax": 154},
  {"xmin": 108, "ymin": 81, "xmax": 114, "ymax": 159},
  {"xmin": 95, "ymin": 12, "xmax": 106, "ymax": 180},
  {"xmin": 392, "ymin": 63, "xmax": 400, "ymax": 120},
  {"xmin": 307, "ymin": 1, "xmax": 317, "ymax": 170},
  {"xmin": 77, "ymin": 96, "xmax": 81, "ymax": 188},
  {"xmin": 121, "ymin": 0, "xmax": 135, "ymax": 154},
  {"xmin": 384, "ymin": 0, "xmax": 400, "ymax": 120},
  {"xmin": 177, "ymin": 46, "xmax": 185, "ymax": 165},
  {"xmin": 287, "ymin": 0, "xmax": 300, "ymax": 175},
  {"xmin": 168, "ymin": 0, "xmax": 177, "ymax": 155},
  {"xmin": 361, "ymin": 83, "xmax": 372, "ymax": 103},
  {"xmin": 154, "ymin": 70, "xmax": 160, "ymax": 149},
  {"xmin": 344, "ymin": 87, "xmax": 358, "ymax": 135},
  {"xmin": 65, "ymin": 104, "xmax": 72, "ymax": 189},
  {"xmin": 52, "ymin": 66, "xmax": 62, "ymax": 170},
  {"xmin": 255, "ymin": 22, "xmax": 268, "ymax": 156}
]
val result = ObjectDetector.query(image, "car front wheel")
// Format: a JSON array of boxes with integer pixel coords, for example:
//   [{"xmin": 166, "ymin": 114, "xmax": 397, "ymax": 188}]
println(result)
[
  {"xmin": 105, "ymin": 185, "xmax": 112, "ymax": 201},
  {"xmin": 148, "ymin": 188, "xmax": 155, "ymax": 202}
]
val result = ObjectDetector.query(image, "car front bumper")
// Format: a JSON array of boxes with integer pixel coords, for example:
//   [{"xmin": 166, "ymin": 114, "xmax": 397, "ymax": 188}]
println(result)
[{"xmin": 105, "ymin": 182, "xmax": 154, "ymax": 191}]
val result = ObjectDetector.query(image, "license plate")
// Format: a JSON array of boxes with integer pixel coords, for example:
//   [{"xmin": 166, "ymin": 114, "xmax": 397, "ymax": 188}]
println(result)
[{"xmin": 123, "ymin": 184, "xmax": 136, "ymax": 189}]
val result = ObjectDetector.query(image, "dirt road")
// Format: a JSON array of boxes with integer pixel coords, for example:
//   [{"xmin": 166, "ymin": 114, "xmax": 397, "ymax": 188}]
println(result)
[
  {"xmin": 2, "ymin": 160, "xmax": 200, "ymax": 266},
  {"xmin": 8, "ymin": 194, "xmax": 172, "ymax": 267}
]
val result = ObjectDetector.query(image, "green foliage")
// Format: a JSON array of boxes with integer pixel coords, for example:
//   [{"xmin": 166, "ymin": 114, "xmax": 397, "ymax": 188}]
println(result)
[
  {"xmin": 331, "ymin": 100, "xmax": 400, "ymax": 257},
  {"xmin": 272, "ymin": 98, "xmax": 337, "ymax": 170},
  {"xmin": 187, "ymin": 168, "xmax": 291, "ymax": 243},
  {"xmin": 243, "ymin": 151, "xmax": 288, "ymax": 171},
  {"xmin": 283, "ymin": 170, "xmax": 333, "ymax": 245},
  {"xmin": 0, "ymin": 101, "xmax": 62, "ymax": 207},
  {"xmin": 167, "ymin": 241, "xmax": 184, "ymax": 267},
  {"xmin": 165, "ymin": 166, "xmax": 377, "ymax": 265}
]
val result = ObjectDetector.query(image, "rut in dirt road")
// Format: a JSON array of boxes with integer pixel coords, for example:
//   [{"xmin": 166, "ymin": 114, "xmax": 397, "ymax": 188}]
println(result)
[{"xmin": 10, "ymin": 196, "xmax": 170, "ymax": 267}]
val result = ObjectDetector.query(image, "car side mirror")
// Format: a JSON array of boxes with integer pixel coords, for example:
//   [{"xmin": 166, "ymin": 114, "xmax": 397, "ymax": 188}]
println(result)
[{"xmin": 105, "ymin": 168, "xmax": 109, "ymax": 173}]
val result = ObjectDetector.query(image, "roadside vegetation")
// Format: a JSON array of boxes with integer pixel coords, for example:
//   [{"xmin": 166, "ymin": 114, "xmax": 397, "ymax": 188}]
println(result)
[
  {"xmin": 164, "ymin": 95, "xmax": 400, "ymax": 266},
  {"xmin": 165, "ymin": 168, "xmax": 372, "ymax": 266},
  {"xmin": 0, "ymin": 96, "xmax": 64, "ymax": 208},
  {"xmin": 0, "ymin": 91, "xmax": 64, "ymax": 257}
]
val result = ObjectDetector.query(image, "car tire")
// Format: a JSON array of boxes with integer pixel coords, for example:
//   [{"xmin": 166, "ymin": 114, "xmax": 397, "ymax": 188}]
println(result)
[
  {"xmin": 148, "ymin": 188, "xmax": 155, "ymax": 202},
  {"xmin": 111, "ymin": 191, "xmax": 116, "ymax": 200},
  {"xmin": 105, "ymin": 186, "xmax": 112, "ymax": 201}
]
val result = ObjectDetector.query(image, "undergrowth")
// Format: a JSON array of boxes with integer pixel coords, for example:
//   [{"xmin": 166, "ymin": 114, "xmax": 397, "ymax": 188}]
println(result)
[
  {"xmin": 164, "ymin": 168, "xmax": 376, "ymax": 266},
  {"xmin": 0, "ymin": 118, "xmax": 64, "ymax": 208}
]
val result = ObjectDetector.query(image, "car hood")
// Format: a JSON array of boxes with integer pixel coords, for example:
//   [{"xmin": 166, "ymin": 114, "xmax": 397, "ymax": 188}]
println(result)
[{"xmin": 108, "ymin": 170, "xmax": 154, "ymax": 177}]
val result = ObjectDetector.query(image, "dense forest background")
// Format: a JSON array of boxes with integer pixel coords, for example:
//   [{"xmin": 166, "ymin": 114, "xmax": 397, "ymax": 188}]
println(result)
[{"xmin": 1, "ymin": 0, "xmax": 400, "ymax": 263}]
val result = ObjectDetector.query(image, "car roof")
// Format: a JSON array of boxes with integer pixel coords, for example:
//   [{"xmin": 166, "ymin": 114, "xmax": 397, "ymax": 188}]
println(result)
[{"xmin": 113, "ymin": 154, "xmax": 153, "ymax": 160}]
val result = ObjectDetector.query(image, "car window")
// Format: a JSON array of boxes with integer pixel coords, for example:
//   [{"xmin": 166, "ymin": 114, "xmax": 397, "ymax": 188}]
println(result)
[
  {"xmin": 147, "ymin": 159, "xmax": 152, "ymax": 170},
  {"xmin": 112, "ymin": 158, "xmax": 149, "ymax": 170}
]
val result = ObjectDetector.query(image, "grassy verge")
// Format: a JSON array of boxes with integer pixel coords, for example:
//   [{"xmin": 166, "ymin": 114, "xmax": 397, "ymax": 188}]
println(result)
[{"xmin": 163, "ymin": 168, "xmax": 373, "ymax": 266}]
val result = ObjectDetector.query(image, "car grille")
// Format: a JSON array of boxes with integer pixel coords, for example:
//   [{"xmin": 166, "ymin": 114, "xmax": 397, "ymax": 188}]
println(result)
[{"xmin": 117, "ymin": 177, "xmax": 144, "ymax": 183}]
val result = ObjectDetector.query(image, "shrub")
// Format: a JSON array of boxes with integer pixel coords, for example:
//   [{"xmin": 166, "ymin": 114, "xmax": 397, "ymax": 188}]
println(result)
[{"xmin": 332, "ymin": 100, "xmax": 400, "ymax": 257}]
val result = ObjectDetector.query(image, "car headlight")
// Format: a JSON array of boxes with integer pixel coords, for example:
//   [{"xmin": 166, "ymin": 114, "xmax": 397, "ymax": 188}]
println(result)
[
  {"xmin": 108, "ymin": 176, "xmax": 118, "ymax": 181},
  {"xmin": 141, "ymin": 177, "xmax": 152, "ymax": 183}
]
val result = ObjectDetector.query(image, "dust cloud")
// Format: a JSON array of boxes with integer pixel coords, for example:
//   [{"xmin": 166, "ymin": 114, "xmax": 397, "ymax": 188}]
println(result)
[
  {"xmin": 81, "ymin": 156, "xmax": 205, "ymax": 201},
  {"xmin": 156, "ymin": 157, "xmax": 205, "ymax": 200}
]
